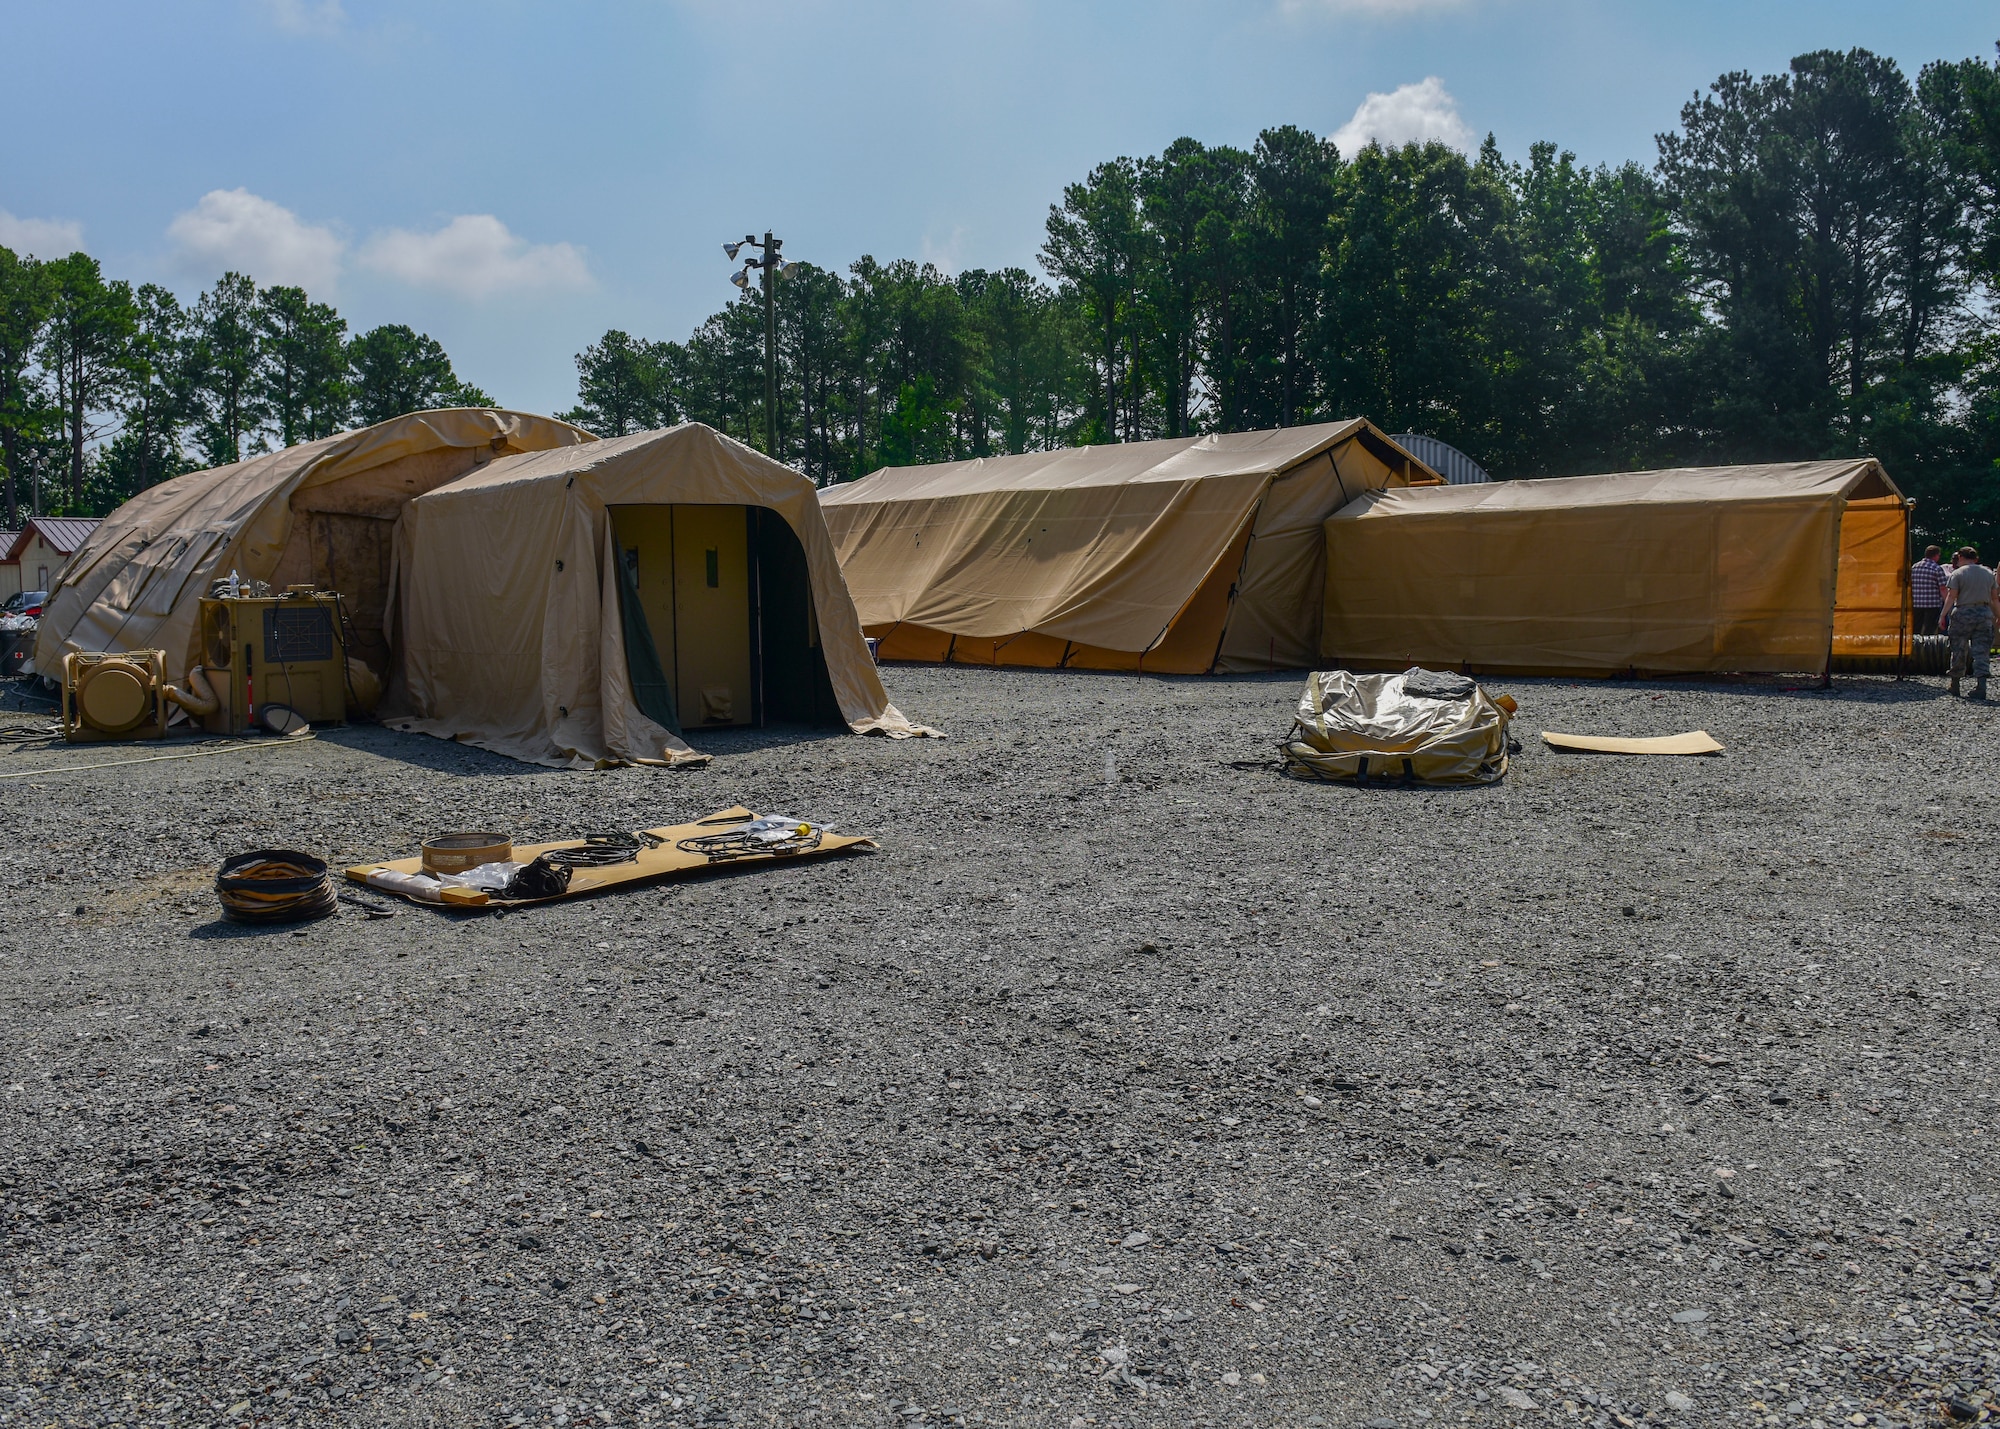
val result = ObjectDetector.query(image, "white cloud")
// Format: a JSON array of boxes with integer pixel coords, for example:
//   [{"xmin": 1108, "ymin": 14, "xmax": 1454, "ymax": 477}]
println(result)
[
  {"xmin": 166, "ymin": 188, "xmax": 345, "ymax": 293},
  {"xmin": 0, "ymin": 209, "xmax": 84, "ymax": 258},
  {"xmin": 257, "ymin": 0, "xmax": 346, "ymax": 35},
  {"xmin": 358, "ymin": 215, "xmax": 592, "ymax": 300},
  {"xmin": 1331, "ymin": 76, "xmax": 1474, "ymax": 156}
]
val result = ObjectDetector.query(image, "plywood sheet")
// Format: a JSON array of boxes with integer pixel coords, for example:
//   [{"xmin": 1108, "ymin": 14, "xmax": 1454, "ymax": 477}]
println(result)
[
  {"xmin": 1541, "ymin": 730, "xmax": 1724, "ymax": 755},
  {"xmin": 346, "ymin": 806, "xmax": 876, "ymax": 908}
]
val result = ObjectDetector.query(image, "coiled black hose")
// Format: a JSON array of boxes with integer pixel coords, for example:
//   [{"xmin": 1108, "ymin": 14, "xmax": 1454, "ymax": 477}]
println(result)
[{"xmin": 216, "ymin": 849, "xmax": 337, "ymax": 924}]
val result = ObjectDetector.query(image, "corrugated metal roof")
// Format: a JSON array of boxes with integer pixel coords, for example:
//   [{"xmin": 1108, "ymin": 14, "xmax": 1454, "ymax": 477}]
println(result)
[
  {"xmin": 1392, "ymin": 434, "xmax": 1491, "ymax": 485},
  {"xmin": 29, "ymin": 517, "xmax": 101, "ymax": 553}
]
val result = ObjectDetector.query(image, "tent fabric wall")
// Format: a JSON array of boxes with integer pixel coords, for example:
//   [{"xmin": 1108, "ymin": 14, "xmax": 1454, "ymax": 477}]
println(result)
[
  {"xmin": 32, "ymin": 409, "xmax": 592, "ymax": 681},
  {"xmin": 1320, "ymin": 460, "xmax": 1905, "ymax": 676},
  {"xmin": 1832, "ymin": 496, "xmax": 1910, "ymax": 657},
  {"xmin": 822, "ymin": 419, "xmax": 1431, "ymax": 672},
  {"xmin": 385, "ymin": 423, "xmax": 933, "ymax": 769}
]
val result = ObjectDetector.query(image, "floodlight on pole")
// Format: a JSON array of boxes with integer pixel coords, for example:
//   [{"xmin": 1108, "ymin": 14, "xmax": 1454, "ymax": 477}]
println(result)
[{"xmin": 722, "ymin": 229, "xmax": 785, "ymax": 456}]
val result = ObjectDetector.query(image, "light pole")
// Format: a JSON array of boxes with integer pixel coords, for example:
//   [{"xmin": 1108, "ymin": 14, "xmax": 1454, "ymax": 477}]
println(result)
[{"xmin": 724, "ymin": 232, "xmax": 784, "ymax": 457}]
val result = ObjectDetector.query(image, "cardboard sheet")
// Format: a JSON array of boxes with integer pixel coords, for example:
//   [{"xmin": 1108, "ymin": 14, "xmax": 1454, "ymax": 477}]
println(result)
[
  {"xmin": 345, "ymin": 806, "xmax": 875, "ymax": 908},
  {"xmin": 1541, "ymin": 730, "xmax": 1724, "ymax": 755}
]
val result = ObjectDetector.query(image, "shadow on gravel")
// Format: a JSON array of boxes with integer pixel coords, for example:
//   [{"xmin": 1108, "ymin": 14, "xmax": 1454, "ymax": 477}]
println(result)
[
  {"xmin": 186, "ymin": 917, "xmax": 312, "ymax": 941},
  {"xmin": 312, "ymin": 719, "xmax": 863, "ymax": 771},
  {"xmin": 1494, "ymin": 672, "xmax": 1948, "ymax": 704},
  {"xmin": 675, "ymin": 722, "xmax": 869, "ymax": 757},
  {"xmin": 308, "ymin": 724, "xmax": 548, "ymax": 777}
]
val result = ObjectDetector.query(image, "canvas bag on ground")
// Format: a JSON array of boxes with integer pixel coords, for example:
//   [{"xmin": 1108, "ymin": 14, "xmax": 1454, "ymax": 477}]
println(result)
[{"xmin": 1280, "ymin": 667, "xmax": 1514, "ymax": 785}]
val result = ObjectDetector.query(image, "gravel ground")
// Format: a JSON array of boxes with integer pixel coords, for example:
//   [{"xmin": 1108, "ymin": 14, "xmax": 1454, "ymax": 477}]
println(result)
[{"xmin": 1, "ymin": 665, "xmax": 1996, "ymax": 1429}]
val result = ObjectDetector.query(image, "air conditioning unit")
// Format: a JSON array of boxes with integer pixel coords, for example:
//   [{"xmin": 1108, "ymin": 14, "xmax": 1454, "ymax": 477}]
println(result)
[
  {"xmin": 197, "ymin": 588, "xmax": 348, "ymax": 736},
  {"xmin": 61, "ymin": 650, "xmax": 170, "ymax": 742}
]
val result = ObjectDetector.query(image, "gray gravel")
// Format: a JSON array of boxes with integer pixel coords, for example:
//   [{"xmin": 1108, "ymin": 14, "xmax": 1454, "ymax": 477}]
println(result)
[{"xmin": 1, "ymin": 666, "xmax": 1996, "ymax": 1429}]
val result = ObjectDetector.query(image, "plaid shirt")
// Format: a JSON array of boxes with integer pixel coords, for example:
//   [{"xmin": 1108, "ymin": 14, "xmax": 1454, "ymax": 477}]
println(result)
[{"xmin": 1912, "ymin": 558, "xmax": 1947, "ymax": 609}]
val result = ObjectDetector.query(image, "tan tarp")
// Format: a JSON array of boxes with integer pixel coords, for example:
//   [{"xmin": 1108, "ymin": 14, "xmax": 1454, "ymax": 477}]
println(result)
[
  {"xmin": 32, "ymin": 409, "xmax": 592, "ymax": 680},
  {"xmin": 820, "ymin": 419, "xmax": 1435, "ymax": 674},
  {"xmin": 1280, "ymin": 668, "xmax": 1514, "ymax": 784},
  {"xmin": 385, "ymin": 423, "xmax": 934, "ymax": 769},
  {"xmin": 1321, "ymin": 460, "xmax": 1907, "ymax": 676}
]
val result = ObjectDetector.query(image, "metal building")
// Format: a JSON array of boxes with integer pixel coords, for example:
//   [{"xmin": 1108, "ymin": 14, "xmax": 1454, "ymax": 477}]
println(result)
[{"xmin": 1392, "ymin": 434, "xmax": 1491, "ymax": 485}]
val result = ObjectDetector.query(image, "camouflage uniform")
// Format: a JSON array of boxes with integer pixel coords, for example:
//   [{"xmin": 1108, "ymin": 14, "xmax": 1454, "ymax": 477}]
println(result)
[{"xmin": 1948, "ymin": 605, "xmax": 1993, "ymax": 684}]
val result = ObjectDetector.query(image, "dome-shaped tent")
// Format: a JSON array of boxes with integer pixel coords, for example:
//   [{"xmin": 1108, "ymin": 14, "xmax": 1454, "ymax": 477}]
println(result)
[{"xmin": 33, "ymin": 409, "xmax": 593, "ymax": 683}]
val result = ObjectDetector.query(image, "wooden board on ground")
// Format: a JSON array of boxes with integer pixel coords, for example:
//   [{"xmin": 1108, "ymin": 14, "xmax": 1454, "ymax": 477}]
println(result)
[
  {"xmin": 1541, "ymin": 730, "xmax": 1724, "ymax": 755},
  {"xmin": 345, "ymin": 806, "xmax": 875, "ymax": 908}
]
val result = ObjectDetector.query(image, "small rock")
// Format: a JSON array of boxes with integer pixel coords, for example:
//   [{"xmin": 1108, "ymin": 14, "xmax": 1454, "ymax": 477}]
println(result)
[
  {"xmin": 1302, "ymin": 1095, "xmax": 1323, "ymax": 1109},
  {"xmin": 1669, "ymin": 1309, "xmax": 1708, "ymax": 1324},
  {"xmin": 1495, "ymin": 1386, "xmax": 1539, "ymax": 1410},
  {"xmin": 1113, "ymin": 1283, "xmax": 1141, "ymax": 1295},
  {"xmin": 1664, "ymin": 1390, "xmax": 1695, "ymax": 1411},
  {"xmin": 1220, "ymin": 1371, "xmax": 1241, "ymax": 1386},
  {"xmin": 1121, "ymin": 1231, "xmax": 1151, "ymax": 1249}
]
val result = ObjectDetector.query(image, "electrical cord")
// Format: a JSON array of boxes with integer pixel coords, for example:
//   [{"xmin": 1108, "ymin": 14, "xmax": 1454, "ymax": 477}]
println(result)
[
  {"xmin": 677, "ymin": 822, "xmax": 823, "ymax": 863},
  {"xmin": 216, "ymin": 849, "xmax": 337, "ymax": 924},
  {"xmin": 499, "ymin": 831, "xmax": 665, "ymax": 901}
]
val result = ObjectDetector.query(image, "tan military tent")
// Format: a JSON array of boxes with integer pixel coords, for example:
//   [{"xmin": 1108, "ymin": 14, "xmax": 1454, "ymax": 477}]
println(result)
[
  {"xmin": 385, "ymin": 423, "xmax": 933, "ymax": 768},
  {"xmin": 819, "ymin": 420, "xmax": 1436, "ymax": 673},
  {"xmin": 1320, "ymin": 459, "xmax": 1910, "ymax": 676},
  {"xmin": 33, "ymin": 409, "xmax": 592, "ymax": 681}
]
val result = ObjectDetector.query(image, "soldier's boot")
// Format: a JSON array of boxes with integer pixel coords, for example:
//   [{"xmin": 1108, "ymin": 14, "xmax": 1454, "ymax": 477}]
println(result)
[
  {"xmin": 1978, "ymin": 676, "xmax": 1989, "ymax": 701},
  {"xmin": 1951, "ymin": 673, "xmax": 1962, "ymax": 697}
]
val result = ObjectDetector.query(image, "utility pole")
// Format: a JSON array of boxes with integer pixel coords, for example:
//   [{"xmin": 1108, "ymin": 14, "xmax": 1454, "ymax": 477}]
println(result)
[{"xmin": 724, "ymin": 232, "xmax": 784, "ymax": 456}]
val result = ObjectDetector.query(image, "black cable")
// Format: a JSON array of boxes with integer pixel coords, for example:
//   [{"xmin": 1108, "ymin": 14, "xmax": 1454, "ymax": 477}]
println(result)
[
  {"xmin": 676, "ymin": 824, "xmax": 823, "ymax": 863},
  {"xmin": 498, "ymin": 832, "xmax": 665, "ymax": 901}
]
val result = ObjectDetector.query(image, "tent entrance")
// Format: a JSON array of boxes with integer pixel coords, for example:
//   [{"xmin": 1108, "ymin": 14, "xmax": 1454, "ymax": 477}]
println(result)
[{"xmin": 610, "ymin": 504, "xmax": 841, "ymax": 732}]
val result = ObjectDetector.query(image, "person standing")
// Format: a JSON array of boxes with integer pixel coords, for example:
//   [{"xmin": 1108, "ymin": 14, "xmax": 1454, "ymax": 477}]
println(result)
[
  {"xmin": 1939, "ymin": 546, "xmax": 1999, "ymax": 699},
  {"xmin": 1912, "ymin": 545, "xmax": 1948, "ymax": 635}
]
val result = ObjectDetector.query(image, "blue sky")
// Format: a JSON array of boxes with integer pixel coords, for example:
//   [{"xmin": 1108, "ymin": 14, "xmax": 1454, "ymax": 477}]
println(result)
[{"xmin": 3, "ymin": 0, "xmax": 1995, "ymax": 417}]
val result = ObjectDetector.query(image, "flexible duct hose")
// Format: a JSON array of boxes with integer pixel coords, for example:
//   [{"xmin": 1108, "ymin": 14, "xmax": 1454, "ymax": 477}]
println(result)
[{"xmin": 164, "ymin": 665, "xmax": 220, "ymax": 716}]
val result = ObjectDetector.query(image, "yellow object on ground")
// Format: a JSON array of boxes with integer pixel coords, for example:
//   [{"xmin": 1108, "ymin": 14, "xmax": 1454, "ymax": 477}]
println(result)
[
  {"xmin": 34, "ymin": 410, "xmax": 592, "ymax": 689},
  {"xmin": 1542, "ymin": 730, "xmax": 1724, "ymax": 755},
  {"xmin": 1280, "ymin": 668, "xmax": 1514, "ymax": 785},
  {"xmin": 347, "ymin": 807, "xmax": 876, "ymax": 909},
  {"xmin": 820, "ymin": 420, "xmax": 1437, "ymax": 673},
  {"xmin": 1321, "ymin": 460, "xmax": 1908, "ymax": 677},
  {"xmin": 385, "ymin": 423, "xmax": 935, "ymax": 769}
]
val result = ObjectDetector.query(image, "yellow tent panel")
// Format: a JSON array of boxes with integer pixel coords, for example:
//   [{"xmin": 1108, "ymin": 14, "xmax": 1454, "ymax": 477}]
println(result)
[{"xmin": 1320, "ymin": 460, "xmax": 1907, "ymax": 677}]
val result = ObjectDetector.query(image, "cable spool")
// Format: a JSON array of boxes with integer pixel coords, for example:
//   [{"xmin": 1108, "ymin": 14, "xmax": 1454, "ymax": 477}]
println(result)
[
  {"xmin": 216, "ymin": 849, "xmax": 337, "ymax": 924},
  {"xmin": 422, "ymin": 832, "xmax": 513, "ymax": 875}
]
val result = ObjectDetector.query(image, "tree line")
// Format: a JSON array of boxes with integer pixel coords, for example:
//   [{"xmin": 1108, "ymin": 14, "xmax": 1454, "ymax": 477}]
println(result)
[
  {"xmin": 0, "ymin": 256, "xmax": 489, "ymax": 526},
  {"xmin": 564, "ymin": 44, "xmax": 2000, "ymax": 549},
  {"xmin": 5, "ymin": 43, "xmax": 1999, "ymax": 550}
]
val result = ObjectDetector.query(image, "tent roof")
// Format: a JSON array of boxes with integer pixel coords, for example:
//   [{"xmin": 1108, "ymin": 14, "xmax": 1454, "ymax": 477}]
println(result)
[
  {"xmin": 822, "ymin": 418, "xmax": 1428, "ymax": 503},
  {"xmin": 413, "ymin": 423, "xmax": 766, "ymax": 501},
  {"xmin": 1332, "ymin": 459, "xmax": 1899, "ymax": 521}
]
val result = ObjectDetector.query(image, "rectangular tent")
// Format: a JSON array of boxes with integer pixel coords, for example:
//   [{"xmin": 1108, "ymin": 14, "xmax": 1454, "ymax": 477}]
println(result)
[
  {"xmin": 386, "ymin": 423, "xmax": 934, "ymax": 768},
  {"xmin": 1320, "ymin": 459, "xmax": 1909, "ymax": 677},
  {"xmin": 819, "ymin": 420, "xmax": 1436, "ymax": 673}
]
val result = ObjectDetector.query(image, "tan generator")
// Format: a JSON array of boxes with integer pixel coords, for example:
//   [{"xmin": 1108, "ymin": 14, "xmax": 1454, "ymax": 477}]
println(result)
[
  {"xmin": 61, "ymin": 650, "xmax": 171, "ymax": 742},
  {"xmin": 197, "ymin": 587, "xmax": 348, "ymax": 735}
]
